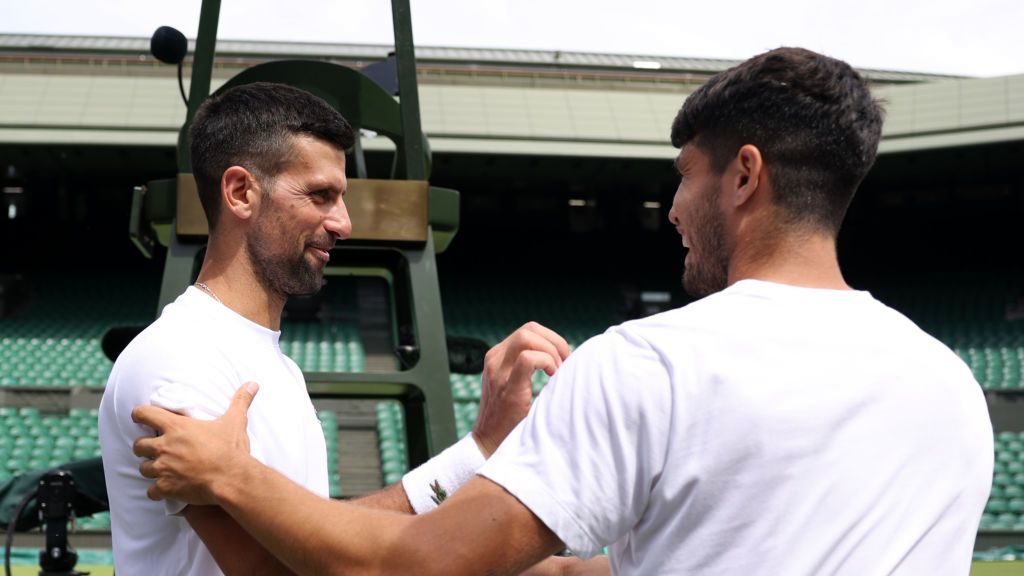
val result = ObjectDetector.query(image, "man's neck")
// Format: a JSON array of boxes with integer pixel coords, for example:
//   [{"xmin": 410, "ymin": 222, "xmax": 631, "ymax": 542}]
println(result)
[
  {"xmin": 195, "ymin": 241, "xmax": 286, "ymax": 331},
  {"xmin": 729, "ymin": 230, "xmax": 849, "ymax": 291}
]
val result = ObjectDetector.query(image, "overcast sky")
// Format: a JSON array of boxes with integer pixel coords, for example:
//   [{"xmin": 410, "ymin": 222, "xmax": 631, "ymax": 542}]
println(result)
[{"xmin": 2, "ymin": 0, "xmax": 1021, "ymax": 77}]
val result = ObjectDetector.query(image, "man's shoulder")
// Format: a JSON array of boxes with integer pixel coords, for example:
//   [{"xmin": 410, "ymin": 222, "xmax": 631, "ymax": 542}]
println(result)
[
  {"xmin": 106, "ymin": 295, "xmax": 235, "ymax": 401},
  {"xmin": 113, "ymin": 309, "xmax": 208, "ymax": 374},
  {"xmin": 572, "ymin": 310, "xmax": 693, "ymax": 369},
  {"xmin": 606, "ymin": 296, "xmax": 721, "ymax": 345}
]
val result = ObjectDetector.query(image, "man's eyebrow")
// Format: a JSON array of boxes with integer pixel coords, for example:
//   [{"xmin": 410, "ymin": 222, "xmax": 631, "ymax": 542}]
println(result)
[{"xmin": 307, "ymin": 179, "xmax": 343, "ymax": 193}]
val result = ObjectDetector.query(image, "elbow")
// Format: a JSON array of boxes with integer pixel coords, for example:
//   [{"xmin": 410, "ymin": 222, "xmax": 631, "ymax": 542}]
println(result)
[{"xmin": 321, "ymin": 521, "xmax": 437, "ymax": 576}]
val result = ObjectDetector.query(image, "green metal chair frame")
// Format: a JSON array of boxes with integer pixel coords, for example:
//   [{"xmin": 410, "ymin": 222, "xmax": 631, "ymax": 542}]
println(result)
[{"xmin": 126, "ymin": 3, "xmax": 459, "ymax": 466}]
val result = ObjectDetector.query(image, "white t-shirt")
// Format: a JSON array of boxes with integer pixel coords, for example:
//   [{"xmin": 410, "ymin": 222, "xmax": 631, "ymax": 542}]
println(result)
[
  {"xmin": 480, "ymin": 280, "xmax": 993, "ymax": 575},
  {"xmin": 99, "ymin": 287, "xmax": 328, "ymax": 576}
]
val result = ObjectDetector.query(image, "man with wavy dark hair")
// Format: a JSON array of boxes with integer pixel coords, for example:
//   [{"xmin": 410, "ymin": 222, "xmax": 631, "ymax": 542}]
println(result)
[
  {"xmin": 668, "ymin": 47, "xmax": 884, "ymax": 298},
  {"xmin": 132, "ymin": 49, "xmax": 992, "ymax": 575}
]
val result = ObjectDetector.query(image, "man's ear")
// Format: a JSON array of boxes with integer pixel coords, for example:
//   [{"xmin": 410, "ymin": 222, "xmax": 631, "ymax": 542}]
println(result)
[
  {"xmin": 731, "ymin": 144, "xmax": 764, "ymax": 208},
  {"xmin": 221, "ymin": 166, "xmax": 260, "ymax": 222}
]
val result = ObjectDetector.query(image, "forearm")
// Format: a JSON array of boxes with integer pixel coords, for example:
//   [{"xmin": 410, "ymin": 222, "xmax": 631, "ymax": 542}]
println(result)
[
  {"xmin": 211, "ymin": 456, "xmax": 564, "ymax": 576},
  {"xmin": 350, "ymin": 482, "xmax": 414, "ymax": 514},
  {"xmin": 183, "ymin": 505, "xmax": 298, "ymax": 576},
  {"xmin": 212, "ymin": 454, "xmax": 416, "ymax": 576}
]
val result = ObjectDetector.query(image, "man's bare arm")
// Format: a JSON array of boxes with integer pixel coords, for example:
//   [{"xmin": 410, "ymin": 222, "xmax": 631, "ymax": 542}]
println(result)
[
  {"xmin": 349, "ymin": 482, "xmax": 414, "ymax": 513},
  {"xmin": 183, "ymin": 505, "xmax": 297, "ymax": 575},
  {"xmin": 210, "ymin": 452, "xmax": 563, "ymax": 576},
  {"xmin": 132, "ymin": 383, "xmax": 569, "ymax": 575}
]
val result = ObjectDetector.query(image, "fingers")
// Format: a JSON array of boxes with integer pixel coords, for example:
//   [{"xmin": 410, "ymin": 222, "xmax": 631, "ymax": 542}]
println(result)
[
  {"xmin": 508, "ymin": 350, "xmax": 560, "ymax": 389},
  {"xmin": 139, "ymin": 452, "xmax": 166, "ymax": 501},
  {"xmin": 520, "ymin": 322, "xmax": 572, "ymax": 361},
  {"xmin": 502, "ymin": 325, "xmax": 567, "ymax": 370},
  {"xmin": 139, "ymin": 458, "xmax": 157, "ymax": 479},
  {"xmin": 225, "ymin": 381, "xmax": 260, "ymax": 422},
  {"xmin": 131, "ymin": 405, "xmax": 181, "ymax": 433},
  {"xmin": 133, "ymin": 435, "xmax": 160, "ymax": 459}
]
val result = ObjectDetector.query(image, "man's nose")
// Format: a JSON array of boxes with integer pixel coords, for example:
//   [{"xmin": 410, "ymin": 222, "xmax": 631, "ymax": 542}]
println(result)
[
  {"xmin": 668, "ymin": 205, "xmax": 680, "ymax": 227},
  {"xmin": 324, "ymin": 197, "xmax": 352, "ymax": 240}
]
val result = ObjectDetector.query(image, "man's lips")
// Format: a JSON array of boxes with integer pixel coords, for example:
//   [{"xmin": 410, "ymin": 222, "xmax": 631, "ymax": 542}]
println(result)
[{"xmin": 307, "ymin": 246, "xmax": 332, "ymax": 262}]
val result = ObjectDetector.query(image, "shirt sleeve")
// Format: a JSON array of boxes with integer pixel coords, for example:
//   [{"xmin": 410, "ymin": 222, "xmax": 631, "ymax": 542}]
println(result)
[
  {"xmin": 149, "ymin": 381, "xmax": 232, "ymax": 515},
  {"xmin": 477, "ymin": 326, "xmax": 674, "ymax": 559},
  {"xmin": 108, "ymin": 337, "xmax": 236, "ymax": 516}
]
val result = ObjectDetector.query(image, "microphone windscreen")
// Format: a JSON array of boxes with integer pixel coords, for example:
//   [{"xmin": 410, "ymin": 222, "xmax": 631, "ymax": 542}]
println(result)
[{"xmin": 150, "ymin": 26, "xmax": 187, "ymax": 64}]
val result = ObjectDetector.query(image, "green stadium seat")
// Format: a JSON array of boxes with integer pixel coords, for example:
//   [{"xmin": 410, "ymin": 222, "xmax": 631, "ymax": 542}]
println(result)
[{"xmin": 987, "ymin": 499, "xmax": 1008, "ymax": 514}]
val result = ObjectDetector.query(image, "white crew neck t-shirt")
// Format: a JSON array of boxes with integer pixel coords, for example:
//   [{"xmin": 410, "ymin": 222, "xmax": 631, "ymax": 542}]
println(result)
[
  {"xmin": 99, "ymin": 287, "xmax": 328, "ymax": 576},
  {"xmin": 480, "ymin": 280, "xmax": 993, "ymax": 575}
]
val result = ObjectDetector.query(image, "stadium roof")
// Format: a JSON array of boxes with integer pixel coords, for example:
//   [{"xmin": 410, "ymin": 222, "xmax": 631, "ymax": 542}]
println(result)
[
  {"xmin": 0, "ymin": 34, "xmax": 958, "ymax": 83},
  {"xmin": 0, "ymin": 34, "xmax": 1021, "ymax": 158}
]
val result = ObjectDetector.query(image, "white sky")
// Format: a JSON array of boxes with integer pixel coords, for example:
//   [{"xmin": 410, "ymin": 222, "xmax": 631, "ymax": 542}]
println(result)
[{"xmin": 1, "ymin": 0, "xmax": 1022, "ymax": 77}]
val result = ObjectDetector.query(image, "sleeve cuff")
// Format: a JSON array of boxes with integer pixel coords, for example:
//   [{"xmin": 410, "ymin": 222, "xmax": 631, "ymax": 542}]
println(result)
[{"xmin": 478, "ymin": 459, "xmax": 603, "ymax": 559}]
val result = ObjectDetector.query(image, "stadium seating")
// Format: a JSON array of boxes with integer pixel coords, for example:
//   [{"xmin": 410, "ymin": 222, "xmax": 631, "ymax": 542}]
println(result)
[
  {"xmin": 318, "ymin": 410, "xmax": 343, "ymax": 498},
  {"xmin": 0, "ymin": 406, "xmax": 111, "ymax": 530},
  {"xmin": 871, "ymin": 277, "xmax": 1024, "ymax": 391},
  {"xmin": 0, "ymin": 275, "xmax": 366, "ymax": 387},
  {"xmin": 0, "ymin": 277, "xmax": 157, "ymax": 388},
  {"xmin": 981, "ymin": 431, "xmax": 1024, "ymax": 531},
  {"xmin": 280, "ymin": 322, "xmax": 365, "ymax": 373},
  {"xmin": 375, "ymin": 402, "xmax": 409, "ymax": 486}
]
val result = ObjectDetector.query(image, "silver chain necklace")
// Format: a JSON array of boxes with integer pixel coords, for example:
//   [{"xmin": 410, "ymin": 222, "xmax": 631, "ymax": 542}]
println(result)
[{"xmin": 194, "ymin": 282, "xmax": 223, "ymax": 304}]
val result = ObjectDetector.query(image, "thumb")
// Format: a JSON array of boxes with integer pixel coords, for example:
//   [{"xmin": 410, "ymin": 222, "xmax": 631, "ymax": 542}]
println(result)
[{"xmin": 224, "ymin": 381, "xmax": 259, "ymax": 422}]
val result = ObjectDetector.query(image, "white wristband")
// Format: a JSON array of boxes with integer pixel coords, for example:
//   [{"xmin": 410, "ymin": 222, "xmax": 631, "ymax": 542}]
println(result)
[{"xmin": 401, "ymin": 433, "xmax": 486, "ymax": 514}]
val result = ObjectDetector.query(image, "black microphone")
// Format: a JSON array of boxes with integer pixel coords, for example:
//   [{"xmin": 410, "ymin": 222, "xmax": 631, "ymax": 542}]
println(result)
[{"xmin": 150, "ymin": 26, "xmax": 187, "ymax": 65}]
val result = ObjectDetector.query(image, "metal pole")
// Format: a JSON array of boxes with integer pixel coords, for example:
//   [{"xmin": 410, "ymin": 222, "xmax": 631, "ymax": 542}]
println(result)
[
  {"xmin": 178, "ymin": 0, "xmax": 222, "ymax": 173},
  {"xmin": 391, "ymin": 0, "xmax": 426, "ymax": 180}
]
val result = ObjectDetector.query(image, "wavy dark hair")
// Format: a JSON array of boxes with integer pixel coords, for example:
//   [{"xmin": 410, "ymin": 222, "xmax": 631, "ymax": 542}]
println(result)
[{"xmin": 671, "ymin": 47, "xmax": 885, "ymax": 234}]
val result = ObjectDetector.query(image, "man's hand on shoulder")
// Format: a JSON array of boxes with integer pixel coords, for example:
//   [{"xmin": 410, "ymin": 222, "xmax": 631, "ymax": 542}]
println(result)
[
  {"xmin": 132, "ymin": 381, "xmax": 259, "ymax": 505},
  {"xmin": 473, "ymin": 321, "xmax": 571, "ymax": 457}
]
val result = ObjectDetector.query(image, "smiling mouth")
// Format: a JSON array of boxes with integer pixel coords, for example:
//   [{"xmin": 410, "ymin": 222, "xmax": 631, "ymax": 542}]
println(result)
[{"xmin": 307, "ymin": 246, "xmax": 332, "ymax": 263}]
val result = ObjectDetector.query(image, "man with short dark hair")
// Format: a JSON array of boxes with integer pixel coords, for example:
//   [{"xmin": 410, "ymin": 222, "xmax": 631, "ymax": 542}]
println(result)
[
  {"xmin": 132, "ymin": 49, "xmax": 992, "ymax": 575},
  {"xmin": 100, "ymin": 82, "xmax": 566, "ymax": 575},
  {"xmin": 101, "ymin": 81, "xmax": 356, "ymax": 576}
]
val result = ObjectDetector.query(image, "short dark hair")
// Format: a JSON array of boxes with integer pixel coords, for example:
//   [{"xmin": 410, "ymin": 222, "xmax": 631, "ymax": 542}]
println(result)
[
  {"xmin": 189, "ymin": 82, "xmax": 355, "ymax": 230},
  {"xmin": 670, "ymin": 47, "xmax": 884, "ymax": 234}
]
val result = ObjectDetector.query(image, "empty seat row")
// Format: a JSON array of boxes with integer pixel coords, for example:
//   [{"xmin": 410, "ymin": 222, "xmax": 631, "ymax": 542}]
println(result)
[
  {"xmin": 376, "ymin": 402, "xmax": 408, "ymax": 486},
  {"xmin": 0, "ymin": 408, "xmax": 343, "ymax": 502},
  {"xmin": 318, "ymin": 410, "xmax": 342, "ymax": 498}
]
